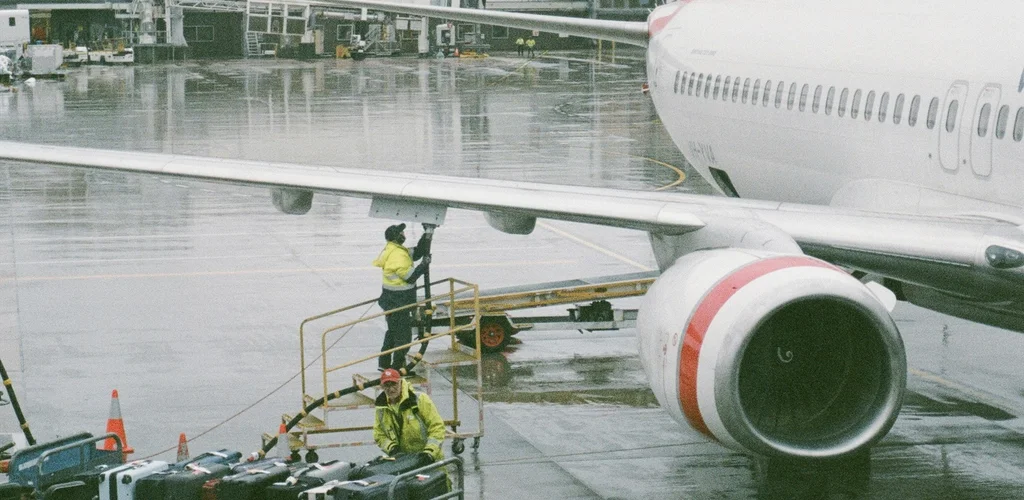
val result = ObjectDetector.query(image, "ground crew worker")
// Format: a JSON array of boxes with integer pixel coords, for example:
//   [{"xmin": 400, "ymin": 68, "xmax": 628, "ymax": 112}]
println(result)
[
  {"xmin": 373, "ymin": 223, "xmax": 430, "ymax": 371},
  {"xmin": 515, "ymin": 36, "xmax": 524, "ymax": 56},
  {"xmin": 526, "ymin": 37, "xmax": 536, "ymax": 57},
  {"xmin": 373, "ymin": 369, "xmax": 446, "ymax": 462}
]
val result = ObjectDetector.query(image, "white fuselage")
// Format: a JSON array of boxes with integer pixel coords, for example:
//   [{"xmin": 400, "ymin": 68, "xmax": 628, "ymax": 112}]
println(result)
[{"xmin": 646, "ymin": 0, "xmax": 1024, "ymax": 219}]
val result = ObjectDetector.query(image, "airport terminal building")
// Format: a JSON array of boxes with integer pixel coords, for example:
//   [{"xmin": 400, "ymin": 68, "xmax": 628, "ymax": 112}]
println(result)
[{"xmin": 0, "ymin": 0, "xmax": 655, "ymax": 60}]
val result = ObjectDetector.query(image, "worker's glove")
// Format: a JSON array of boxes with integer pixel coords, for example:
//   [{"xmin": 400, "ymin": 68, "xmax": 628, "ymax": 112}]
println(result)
[
  {"xmin": 418, "ymin": 451, "xmax": 434, "ymax": 463},
  {"xmin": 386, "ymin": 445, "xmax": 399, "ymax": 457},
  {"xmin": 412, "ymin": 234, "xmax": 431, "ymax": 259}
]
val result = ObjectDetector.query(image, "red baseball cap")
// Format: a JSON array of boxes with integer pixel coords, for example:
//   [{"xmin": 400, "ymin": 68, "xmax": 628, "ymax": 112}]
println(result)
[{"xmin": 380, "ymin": 369, "xmax": 401, "ymax": 384}]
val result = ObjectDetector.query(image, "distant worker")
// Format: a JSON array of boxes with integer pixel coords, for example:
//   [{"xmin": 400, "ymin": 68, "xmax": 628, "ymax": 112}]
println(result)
[
  {"xmin": 373, "ymin": 223, "xmax": 431, "ymax": 371},
  {"xmin": 515, "ymin": 36, "xmax": 524, "ymax": 56},
  {"xmin": 526, "ymin": 37, "xmax": 536, "ymax": 58},
  {"xmin": 373, "ymin": 368, "xmax": 446, "ymax": 462}
]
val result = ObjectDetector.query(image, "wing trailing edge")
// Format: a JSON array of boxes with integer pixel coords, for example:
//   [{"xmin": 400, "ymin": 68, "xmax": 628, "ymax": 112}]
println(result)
[{"xmin": 310, "ymin": 0, "xmax": 650, "ymax": 47}]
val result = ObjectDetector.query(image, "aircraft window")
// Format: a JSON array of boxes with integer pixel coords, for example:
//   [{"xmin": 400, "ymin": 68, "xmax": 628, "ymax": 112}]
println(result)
[
  {"xmin": 838, "ymin": 88, "xmax": 849, "ymax": 117},
  {"xmin": 944, "ymin": 100, "xmax": 959, "ymax": 133},
  {"xmin": 812, "ymin": 85, "xmax": 822, "ymax": 113},
  {"xmin": 825, "ymin": 87, "xmax": 836, "ymax": 115},
  {"xmin": 977, "ymin": 103, "xmax": 991, "ymax": 137},
  {"xmin": 688, "ymin": 75, "xmax": 696, "ymax": 96},
  {"xmin": 733, "ymin": 77, "xmax": 741, "ymax": 102},
  {"xmin": 864, "ymin": 91, "xmax": 875, "ymax": 121},
  {"xmin": 851, "ymin": 89, "xmax": 862, "ymax": 119},
  {"xmin": 1014, "ymin": 107, "xmax": 1024, "ymax": 142},
  {"xmin": 893, "ymin": 94, "xmax": 905, "ymax": 125},
  {"xmin": 705, "ymin": 74, "xmax": 713, "ymax": 98},
  {"xmin": 799, "ymin": 84, "xmax": 809, "ymax": 111},
  {"xmin": 723, "ymin": 77, "xmax": 731, "ymax": 101},
  {"xmin": 908, "ymin": 95, "xmax": 921, "ymax": 127},
  {"xmin": 878, "ymin": 92, "xmax": 889, "ymax": 122},
  {"xmin": 788, "ymin": 83, "xmax": 798, "ymax": 110},
  {"xmin": 742, "ymin": 78, "xmax": 750, "ymax": 103},
  {"xmin": 696, "ymin": 73, "xmax": 704, "ymax": 96},
  {"xmin": 762, "ymin": 80, "xmax": 771, "ymax": 106},
  {"xmin": 775, "ymin": 81, "xmax": 785, "ymax": 108},
  {"xmin": 927, "ymin": 97, "xmax": 940, "ymax": 129},
  {"xmin": 995, "ymin": 105, "xmax": 1009, "ymax": 139},
  {"xmin": 713, "ymin": 75, "xmax": 721, "ymax": 99},
  {"xmin": 675, "ymin": 71, "xmax": 681, "ymax": 93},
  {"xmin": 752, "ymin": 79, "xmax": 761, "ymax": 103}
]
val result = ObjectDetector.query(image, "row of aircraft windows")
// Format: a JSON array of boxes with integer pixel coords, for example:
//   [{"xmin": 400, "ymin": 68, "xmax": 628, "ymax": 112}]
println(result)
[{"xmin": 672, "ymin": 70, "xmax": 1024, "ymax": 142}]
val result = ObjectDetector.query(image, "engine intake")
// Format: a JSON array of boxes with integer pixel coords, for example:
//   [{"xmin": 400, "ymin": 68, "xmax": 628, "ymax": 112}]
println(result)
[{"xmin": 637, "ymin": 249, "xmax": 905, "ymax": 459}]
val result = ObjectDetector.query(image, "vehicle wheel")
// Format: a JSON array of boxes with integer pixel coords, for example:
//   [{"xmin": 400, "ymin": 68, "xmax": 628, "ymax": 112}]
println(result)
[
  {"xmin": 100, "ymin": 57, "xmax": 107, "ymax": 65},
  {"xmin": 478, "ymin": 320, "xmax": 509, "ymax": 353},
  {"xmin": 451, "ymin": 439, "xmax": 465, "ymax": 455},
  {"xmin": 305, "ymin": 450, "xmax": 319, "ymax": 463},
  {"xmin": 290, "ymin": 450, "xmax": 302, "ymax": 463},
  {"xmin": 472, "ymin": 437, "xmax": 481, "ymax": 450}
]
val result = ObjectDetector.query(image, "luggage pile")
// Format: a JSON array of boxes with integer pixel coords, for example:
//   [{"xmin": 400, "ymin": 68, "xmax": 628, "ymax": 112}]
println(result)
[{"xmin": 0, "ymin": 434, "xmax": 452, "ymax": 500}]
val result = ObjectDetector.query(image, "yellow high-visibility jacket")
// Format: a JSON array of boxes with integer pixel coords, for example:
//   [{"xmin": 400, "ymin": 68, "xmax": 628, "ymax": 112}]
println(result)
[
  {"xmin": 373, "ymin": 380, "xmax": 446, "ymax": 461},
  {"xmin": 373, "ymin": 241, "xmax": 415, "ymax": 291}
]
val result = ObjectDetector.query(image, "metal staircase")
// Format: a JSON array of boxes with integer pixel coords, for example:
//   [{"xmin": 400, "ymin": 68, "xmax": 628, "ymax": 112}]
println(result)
[{"xmin": 244, "ymin": 31, "xmax": 261, "ymax": 57}]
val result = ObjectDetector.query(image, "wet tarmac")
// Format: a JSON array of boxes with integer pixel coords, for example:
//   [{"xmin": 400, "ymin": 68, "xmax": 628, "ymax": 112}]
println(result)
[{"xmin": 2, "ymin": 52, "xmax": 1024, "ymax": 498}]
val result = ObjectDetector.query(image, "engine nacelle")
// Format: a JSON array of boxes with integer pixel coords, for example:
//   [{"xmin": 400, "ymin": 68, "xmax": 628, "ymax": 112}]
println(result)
[{"xmin": 637, "ymin": 249, "xmax": 905, "ymax": 459}]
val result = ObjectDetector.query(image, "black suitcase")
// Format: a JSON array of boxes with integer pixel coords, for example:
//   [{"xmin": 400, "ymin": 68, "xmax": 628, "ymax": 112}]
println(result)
[
  {"xmin": 136, "ymin": 451, "xmax": 241, "ymax": 500},
  {"xmin": 263, "ymin": 476, "xmax": 325, "ymax": 500},
  {"xmin": 0, "ymin": 482, "xmax": 32, "ymax": 500},
  {"xmin": 328, "ymin": 474, "xmax": 404, "ymax": 500},
  {"xmin": 403, "ymin": 470, "xmax": 448, "ymax": 500},
  {"xmin": 350, "ymin": 454, "xmax": 432, "ymax": 480},
  {"xmin": 216, "ymin": 462, "xmax": 292, "ymax": 500},
  {"xmin": 162, "ymin": 463, "xmax": 233, "ymax": 500},
  {"xmin": 40, "ymin": 480, "xmax": 93, "ymax": 500}
]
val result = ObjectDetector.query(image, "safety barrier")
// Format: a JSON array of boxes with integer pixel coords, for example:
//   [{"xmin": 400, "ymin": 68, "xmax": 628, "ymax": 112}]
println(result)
[{"xmin": 387, "ymin": 456, "xmax": 465, "ymax": 500}]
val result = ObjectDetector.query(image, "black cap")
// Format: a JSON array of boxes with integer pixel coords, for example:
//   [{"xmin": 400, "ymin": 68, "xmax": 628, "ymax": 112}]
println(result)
[{"xmin": 384, "ymin": 223, "xmax": 406, "ymax": 242}]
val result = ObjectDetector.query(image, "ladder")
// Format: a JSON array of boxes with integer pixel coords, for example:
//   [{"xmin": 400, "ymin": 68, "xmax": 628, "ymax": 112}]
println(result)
[
  {"xmin": 283, "ymin": 277, "xmax": 485, "ymax": 462},
  {"xmin": 244, "ymin": 31, "xmax": 260, "ymax": 57}
]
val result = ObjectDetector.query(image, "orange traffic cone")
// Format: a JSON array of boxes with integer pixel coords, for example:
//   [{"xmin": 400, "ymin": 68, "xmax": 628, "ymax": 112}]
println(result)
[
  {"xmin": 276, "ymin": 423, "xmax": 290, "ymax": 459},
  {"xmin": 103, "ymin": 390, "xmax": 134, "ymax": 461},
  {"xmin": 453, "ymin": 47, "xmax": 460, "ymax": 57},
  {"xmin": 176, "ymin": 433, "xmax": 190, "ymax": 462}
]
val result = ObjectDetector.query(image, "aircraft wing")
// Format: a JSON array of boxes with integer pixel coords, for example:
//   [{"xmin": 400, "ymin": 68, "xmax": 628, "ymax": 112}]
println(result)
[
  {"xmin": 2, "ymin": 140, "xmax": 1023, "ymax": 296},
  {"xmin": 308, "ymin": 0, "xmax": 650, "ymax": 46}
]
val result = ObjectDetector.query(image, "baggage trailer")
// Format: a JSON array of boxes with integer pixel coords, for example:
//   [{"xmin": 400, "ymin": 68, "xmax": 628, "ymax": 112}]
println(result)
[{"xmin": 424, "ymin": 272, "xmax": 657, "ymax": 352}]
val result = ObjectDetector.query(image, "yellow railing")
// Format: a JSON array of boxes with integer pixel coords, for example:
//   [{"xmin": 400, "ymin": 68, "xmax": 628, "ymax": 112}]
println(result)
[{"xmin": 297, "ymin": 277, "xmax": 480, "ymax": 404}]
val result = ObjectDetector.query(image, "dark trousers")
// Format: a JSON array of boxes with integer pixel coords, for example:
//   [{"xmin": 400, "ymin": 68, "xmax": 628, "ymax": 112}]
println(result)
[{"xmin": 378, "ymin": 288, "xmax": 416, "ymax": 370}]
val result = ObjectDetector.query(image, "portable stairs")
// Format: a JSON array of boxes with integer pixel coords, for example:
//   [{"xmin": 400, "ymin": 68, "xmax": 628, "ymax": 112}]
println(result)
[{"xmin": 282, "ymin": 277, "xmax": 484, "ymax": 462}]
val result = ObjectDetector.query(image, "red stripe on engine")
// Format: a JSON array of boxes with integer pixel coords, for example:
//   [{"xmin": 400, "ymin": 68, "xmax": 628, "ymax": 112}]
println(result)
[{"xmin": 678, "ymin": 256, "xmax": 837, "ymax": 439}]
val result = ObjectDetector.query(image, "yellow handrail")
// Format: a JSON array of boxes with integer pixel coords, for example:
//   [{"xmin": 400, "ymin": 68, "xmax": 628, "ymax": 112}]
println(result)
[{"xmin": 297, "ymin": 277, "xmax": 480, "ymax": 405}]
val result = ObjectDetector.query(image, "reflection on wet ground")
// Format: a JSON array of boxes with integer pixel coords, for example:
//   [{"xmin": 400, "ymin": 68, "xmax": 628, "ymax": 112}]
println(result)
[{"xmin": 2, "ymin": 53, "xmax": 1024, "ymax": 498}]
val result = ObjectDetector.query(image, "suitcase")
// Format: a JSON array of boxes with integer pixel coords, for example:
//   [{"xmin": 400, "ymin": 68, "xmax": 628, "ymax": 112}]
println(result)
[
  {"xmin": 264, "ymin": 477, "xmax": 324, "ymax": 500},
  {"xmin": 326, "ymin": 474, "xmax": 405, "ymax": 500},
  {"xmin": 350, "ymin": 454, "xmax": 431, "ymax": 480},
  {"xmin": 161, "ymin": 463, "xmax": 233, "ymax": 500},
  {"xmin": 295, "ymin": 461, "xmax": 354, "ymax": 483},
  {"xmin": 136, "ymin": 454, "xmax": 239, "ymax": 500},
  {"xmin": 40, "ymin": 481, "xmax": 93, "ymax": 500},
  {"xmin": 98, "ymin": 460, "xmax": 170, "ymax": 500},
  {"xmin": 175, "ymin": 450, "xmax": 242, "ymax": 469},
  {"xmin": 216, "ymin": 462, "xmax": 292, "ymax": 500},
  {"xmin": 403, "ymin": 470, "xmax": 448, "ymax": 500},
  {"xmin": 300, "ymin": 480, "xmax": 341, "ymax": 500},
  {"xmin": 200, "ymin": 479, "xmax": 221, "ymax": 500}
]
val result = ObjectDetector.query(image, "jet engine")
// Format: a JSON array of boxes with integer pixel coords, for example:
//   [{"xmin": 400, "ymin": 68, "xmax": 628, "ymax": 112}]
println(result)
[{"xmin": 637, "ymin": 249, "xmax": 905, "ymax": 459}]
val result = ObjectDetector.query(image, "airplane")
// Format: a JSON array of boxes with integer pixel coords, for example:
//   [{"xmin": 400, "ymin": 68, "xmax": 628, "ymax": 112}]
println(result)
[{"xmin": 1, "ymin": 0, "xmax": 1023, "ymax": 464}]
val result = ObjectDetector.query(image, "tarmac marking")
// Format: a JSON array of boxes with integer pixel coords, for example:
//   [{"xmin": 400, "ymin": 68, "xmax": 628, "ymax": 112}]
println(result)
[
  {"xmin": 596, "ymin": 149, "xmax": 686, "ymax": 191},
  {"xmin": 537, "ymin": 221, "xmax": 653, "ymax": 272},
  {"xmin": 909, "ymin": 367, "xmax": 1020, "ymax": 417},
  {"xmin": 9, "ymin": 259, "xmax": 576, "ymax": 282}
]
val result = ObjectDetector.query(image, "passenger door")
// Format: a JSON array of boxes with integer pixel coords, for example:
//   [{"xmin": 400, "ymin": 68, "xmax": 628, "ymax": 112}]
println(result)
[
  {"xmin": 938, "ymin": 81, "xmax": 968, "ymax": 172},
  {"xmin": 969, "ymin": 85, "xmax": 1000, "ymax": 177}
]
